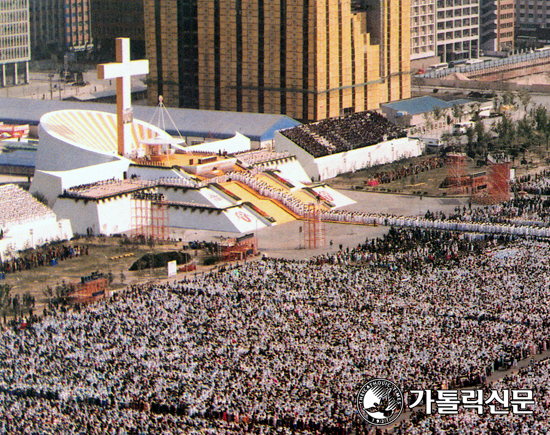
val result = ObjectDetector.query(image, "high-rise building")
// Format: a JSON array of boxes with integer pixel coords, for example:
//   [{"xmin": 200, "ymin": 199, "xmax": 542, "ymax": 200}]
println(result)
[
  {"xmin": 480, "ymin": 0, "xmax": 514, "ymax": 53},
  {"xmin": 410, "ymin": 0, "xmax": 437, "ymax": 63},
  {"xmin": 89, "ymin": 0, "xmax": 145, "ymax": 60},
  {"xmin": 29, "ymin": 0, "xmax": 64, "ymax": 55},
  {"xmin": 29, "ymin": 0, "xmax": 92, "ymax": 57},
  {"xmin": 515, "ymin": 0, "xmax": 550, "ymax": 31},
  {"xmin": 0, "ymin": 0, "xmax": 31, "ymax": 86},
  {"xmin": 144, "ymin": 0, "xmax": 410, "ymax": 123},
  {"xmin": 64, "ymin": 0, "xmax": 92, "ymax": 51},
  {"xmin": 434, "ymin": 0, "xmax": 480, "ymax": 63}
]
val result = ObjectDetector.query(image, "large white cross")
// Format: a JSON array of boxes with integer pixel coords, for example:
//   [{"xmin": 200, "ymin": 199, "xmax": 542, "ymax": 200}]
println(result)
[{"xmin": 97, "ymin": 38, "xmax": 149, "ymax": 157}]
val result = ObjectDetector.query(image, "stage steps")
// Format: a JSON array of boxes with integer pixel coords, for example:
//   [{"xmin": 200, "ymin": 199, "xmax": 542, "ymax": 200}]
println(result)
[{"xmin": 221, "ymin": 181, "xmax": 296, "ymax": 225}]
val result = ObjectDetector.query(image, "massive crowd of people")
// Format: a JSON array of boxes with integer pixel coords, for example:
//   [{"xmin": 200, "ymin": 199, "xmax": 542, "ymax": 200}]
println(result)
[
  {"xmin": 0, "ymin": 228, "xmax": 549, "ymax": 433},
  {"xmin": 438, "ymin": 196, "xmax": 550, "ymax": 228},
  {"xmin": 0, "ymin": 243, "xmax": 87, "ymax": 274},
  {"xmin": 366, "ymin": 157, "xmax": 444, "ymax": 185},
  {"xmin": 512, "ymin": 169, "xmax": 550, "ymax": 195},
  {"xmin": 281, "ymin": 112, "xmax": 406, "ymax": 158},
  {"xmin": 0, "ymin": 184, "xmax": 55, "ymax": 228},
  {"xmin": 398, "ymin": 358, "xmax": 550, "ymax": 434}
]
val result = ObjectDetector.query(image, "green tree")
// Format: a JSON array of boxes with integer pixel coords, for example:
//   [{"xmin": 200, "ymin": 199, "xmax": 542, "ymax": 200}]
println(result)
[
  {"xmin": 433, "ymin": 106, "xmax": 445, "ymax": 129},
  {"xmin": 452, "ymin": 104, "xmax": 464, "ymax": 123},
  {"xmin": 502, "ymin": 91, "xmax": 516, "ymax": 108},
  {"xmin": 516, "ymin": 115, "xmax": 534, "ymax": 159},
  {"xmin": 493, "ymin": 113, "xmax": 515, "ymax": 146},
  {"xmin": 518, "ymin": 89, "xmax": 532, "ymax": 114},
  {"xmin": 423, "ymin": 111, "xmax": 434, "ymax": 131},
  {"xmin": 534, "ymin": 105, "xmax": 550, "ymax": 154},
  {"xmin": 31, "ymin": 191, "xmax": 48, "ymax": 206}
]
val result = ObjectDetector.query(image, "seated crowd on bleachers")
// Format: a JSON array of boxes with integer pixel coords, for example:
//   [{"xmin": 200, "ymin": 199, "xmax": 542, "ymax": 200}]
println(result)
[
  {"xmin": 281, "ymin": 111, "xmax": 406, "ymax": 158},
  {"xmin": 0, "ymin": 184, "xmax": 55, "ymax": 228}
]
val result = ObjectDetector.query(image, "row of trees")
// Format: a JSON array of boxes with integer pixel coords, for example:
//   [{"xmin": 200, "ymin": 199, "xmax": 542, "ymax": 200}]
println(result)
[
  {"xmin": 437, "ymin": 103, "xmax": 550, "ymax": 162},
  {"xmin": 423, "ymin": 89, "xmax": 550, "ymax": 163}
]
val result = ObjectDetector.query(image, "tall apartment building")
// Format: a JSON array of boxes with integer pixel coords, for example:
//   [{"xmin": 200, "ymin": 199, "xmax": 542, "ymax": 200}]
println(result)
[
  {"xmin": 0, "ymin": 0, "xmax": 31, "ymax": 86},
  {"xmin": 410, "ymin": 0, "xmax": 437, "ymax": 63},
  {"xmin": 28, "ymin": 0, "xmax": 63, "ymax": 54},
  {"xmin": 480, "ymin": 0, "xmax": 514, "ymax": 52},
  {"xmin": 435, "ymin": 0, "xmax": 480, "ymax": 62},
  {"xmin": 64, "ymin": 0, "xmax": 92, "ymax": 51},
  {"xmin": 515, "ymin": 0, "xmax": 547, "ymax": 31},
  {"xmin": 29, "ymin": 0, "xmax": 92, "ymax": 57},
  {"xmin": 89, "ymin": 0, "xmax": 145, "ymax": 59},
  {"xmin": 144, "ymin": 0, "xmax": 410, "ymax": 123}
]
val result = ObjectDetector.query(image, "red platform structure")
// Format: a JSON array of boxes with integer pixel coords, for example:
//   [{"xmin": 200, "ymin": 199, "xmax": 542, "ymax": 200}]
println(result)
[
  {"xmin": 69, "ymin": 272, "xmax": 109, "ymax": 304},
  {"xmin": 486, "ymin": 155, "xmax": 511, "ymax": 203},
  {"xmin": 445, "ymin": 153, "xmax": 467, "ymax": 194},
  {"xmin": 220, "ymin": 233, "xmax": 258, "ymax": 261},
  {"xmin": 303, "ymin": 203, "xmax": 325, "ymax": 249},
  {"xmin": 132, "ymin": 191, "xmax": 169, "ymax": 243}
]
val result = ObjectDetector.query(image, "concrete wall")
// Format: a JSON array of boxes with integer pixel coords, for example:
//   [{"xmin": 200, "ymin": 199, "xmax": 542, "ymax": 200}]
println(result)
[
  {"xmin": 273, "ymin": 132, "xmax": 317, "ymax": 181},
  {"xmin": 414, "ymin": 77, "xmax": 550, "ymax": 94},
  {"xmin": 167, "ymin": 204, "xmax": 267, "ymax": 233},
  {"xmin": 35, "ymin": 125, "xmax": 120, "ymax": 172},
  {"xmin": 31, "ymin": 160, "xmax": 130, "ymax": 207},
  {"xmin": 53, "ymin": 194, "xmax": 134, "ymax": 236},
  {"xmin": 314, "ymin": 138, "xmax": 423, "ymax": 181},
  {"xmin": 97, "ymin": 195, "xmax": 134, "ymax": 235},
  {"xmin": 0, "ymin": 217, "xmax": 73, "ymax": 261},
  {"xmin": 53, "ymin": 198, "xmax": 101, "ymax": 235}
]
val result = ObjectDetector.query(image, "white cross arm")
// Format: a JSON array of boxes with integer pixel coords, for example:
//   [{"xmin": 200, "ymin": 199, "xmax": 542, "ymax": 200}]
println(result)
[{"xmin": 97, "ymin": 59, "xmax": 149, "ymax": 80}]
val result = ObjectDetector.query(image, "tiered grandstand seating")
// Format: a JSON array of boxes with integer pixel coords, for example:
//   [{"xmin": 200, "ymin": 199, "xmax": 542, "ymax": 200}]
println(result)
[
  {"xmin": 0, "ymin": 184, "xmax": 55, "ymax": 227},
  {"xmin": 280, "ymin": 111, "xmax": 406, "ymax": 158}
]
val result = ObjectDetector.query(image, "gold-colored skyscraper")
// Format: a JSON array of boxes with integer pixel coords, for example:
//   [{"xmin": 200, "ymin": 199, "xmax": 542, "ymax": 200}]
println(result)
[{"xmin": 144, "ymin": 0, "xmax": 410, "ymax": 122}]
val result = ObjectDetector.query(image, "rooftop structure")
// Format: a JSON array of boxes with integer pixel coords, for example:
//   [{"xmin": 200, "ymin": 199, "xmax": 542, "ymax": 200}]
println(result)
[
  {"xmin": 61, "ymin": 179, "xmax": 152, "ymax": 200},
  {"xmin": 0, "ymin": 98, "xmax": 300, "ymax": 147},
  {"xmin": 36, "ymin": 109, "xmax": 174, "ymax": 172},
  {"xmin": 381, "ymin": 96, "xmax": 471, "ymax": 116}
]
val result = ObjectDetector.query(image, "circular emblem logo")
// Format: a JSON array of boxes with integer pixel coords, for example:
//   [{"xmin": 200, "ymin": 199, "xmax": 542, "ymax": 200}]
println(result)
[
  {"xmin": 236, "ymin": 211, "xmax": 251, "ymax": 222},
  {"xmin": 357, "ymin": 379, "xmax": 404, "ymax": 426}
]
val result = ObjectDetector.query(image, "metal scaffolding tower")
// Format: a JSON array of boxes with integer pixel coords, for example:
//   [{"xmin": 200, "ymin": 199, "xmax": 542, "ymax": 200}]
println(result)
[
  {"xmin": 487, "ymin": 155, "xmax": 511, "ymax": 203},
  {"xmin": 446, "ymin": 153, "xmax": 467, "ymax": 194},
  {"xmin": 132, "ymin": 191, "xmax": 169, "ymax": 243},
  {"xmin": 304, "ymin": 203, "xmax": 325, "ymax": 249}
]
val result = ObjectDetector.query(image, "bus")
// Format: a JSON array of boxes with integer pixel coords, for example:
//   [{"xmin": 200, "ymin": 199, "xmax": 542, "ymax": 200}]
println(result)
[
  {"xmin": 465, "ymin": 59, "xmax": 484, "ymax": 65},
  {"xmin": 428, "ymin": 62, "xmax": 449, "ymax": 70}
]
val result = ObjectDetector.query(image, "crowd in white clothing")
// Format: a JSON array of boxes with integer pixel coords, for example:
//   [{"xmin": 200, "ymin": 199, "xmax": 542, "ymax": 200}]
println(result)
[{"xmin": 0, "ymin": 228, "xmax": 549, "ymax": 433}]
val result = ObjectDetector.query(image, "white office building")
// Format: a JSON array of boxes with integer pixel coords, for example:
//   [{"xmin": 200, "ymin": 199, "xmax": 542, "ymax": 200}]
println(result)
[{"xmin": 0, "ymin": 0, "xmax": 30, "ymax": 87}]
